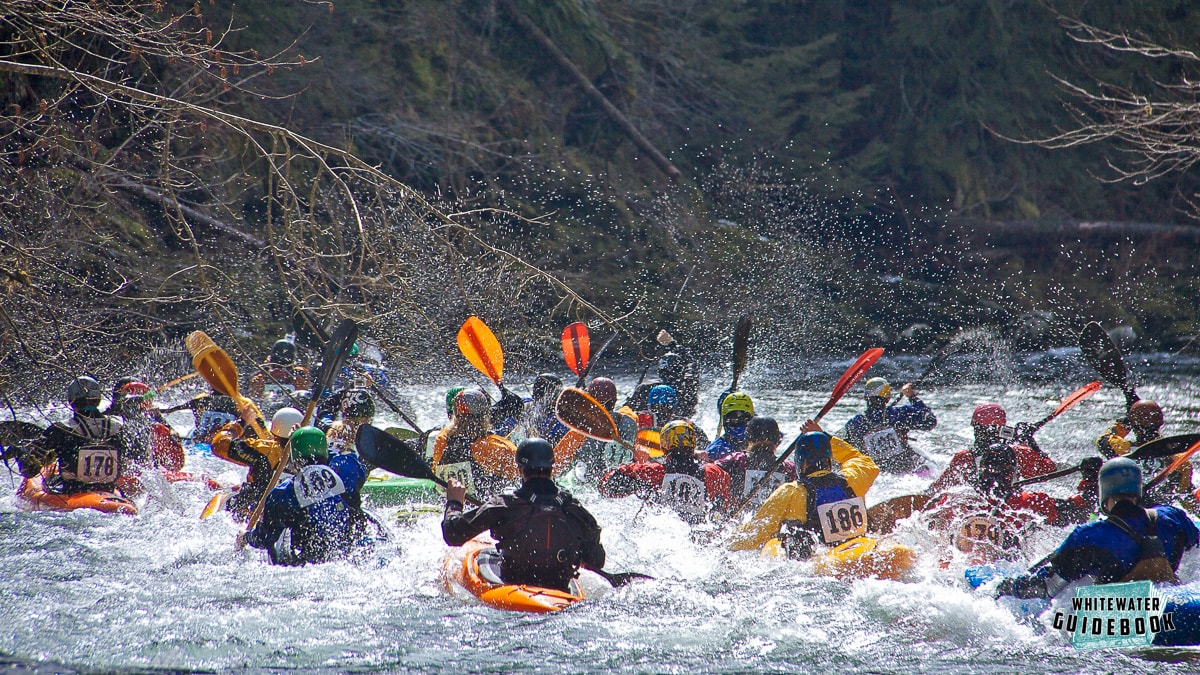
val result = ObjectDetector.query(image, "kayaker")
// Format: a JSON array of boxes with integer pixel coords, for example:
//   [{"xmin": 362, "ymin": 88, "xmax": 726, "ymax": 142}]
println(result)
[
  {"xmin": 572, "ymin": 377, "xmax": 638, "ymax": 481},
  {"xmin": 211, "ymin": 407, "xmax": 300, "ymax": 521},
  {"xmin": 112, "ymin": 381, "xmax": 185, "ymax": 473},
  {"xmin": 657, "ymin": 349, "xmax": 700, "ymax": 419},
  {"xmin": 706, "ymin": 392, "xmax": 755, "ymax": 461},
  {"xmin": 841, "ymin": 377, "xmax": 936, "ymax": 474},
  {"xmin": 1096, "ymin": 399, "xmax": 1198, "ymax": 510},
  {"xmin": 431, "ymin": 388, "xmax": 519, "ymax": 498},
  {"xmin": 995, "ymin": 457, "xmax": 1199, "ymax": 600},
  {"xmin": 714, "ymin": 416, "xmax": 796, "ymax": 508},
  {"xmin": 728, "ymin": 424, "xmax": 879, "ymax": 559},
  {"xmin": 14, "ymin": 377, "xmax": 131, "ymax": 496},
  {"xmin": 246, "ymin": 337, "xmax": 311, "ymax": 399},
  {"xmin": 237, "ymin": 425, "xmax": 373, "ymax": 565},
  {"xmin": 325, "ymin": 387, "xmax": 375, "ymax": 455},
  {"xmin": 597, "ymin": 420, "xmax": 732, "ymax": 525},
  {"xmin": 158, "ymin": 387, "xmax": 245, "ymax": 444},
  {"xmin": 442, "ymin": 438, "xmax": 605, "ymax": 593},
  {"xmin": 923, "ymin": 443, "xmax": 1098, "ymax": 563},
  {"xmin": 927, "ymin": 403, "xmax": 1057, "ymax": 495}
]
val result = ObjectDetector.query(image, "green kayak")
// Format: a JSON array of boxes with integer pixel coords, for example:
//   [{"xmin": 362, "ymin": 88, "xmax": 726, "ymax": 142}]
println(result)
[{"xmin": 360, "ymin": 471, "xmax": 440, "ymax": 505}]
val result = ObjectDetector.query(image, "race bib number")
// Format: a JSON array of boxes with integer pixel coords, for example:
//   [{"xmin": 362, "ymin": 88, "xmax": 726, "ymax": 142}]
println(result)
[
  {"xmin": 744, "ymin": 469, "xmax": 787, "ymax": 503},
  {"xmin": 293, "ymin": 465, "xmax": 346, "ymax": 508},
  {"xmin": 816, "ymin": 496, "xmax": 867, "ymax": 544},
  {"xmin": 435, "ymin": 461, "xmax": 475, "ymax": 496},
  {"xmin": 658, "ymin": 473, "xmax": 706, "ymax": 519},
  {"xmin": 604, "ymin": 440, "xmax": 633, "ymax": 468},
  {"xmin": 196, "ymin": 411, "xmax": 238, "ymax": 438},
  {"xmin": 74, "ymin": 445, "xmax": 120, "ymax": 484},
  {"xmin": 862, "ymin": 428, "xmax": 904, "ymax": 460},
  {"xmin": 954, "ymin": 514, "xmax": 1004, "ymax": 554}
]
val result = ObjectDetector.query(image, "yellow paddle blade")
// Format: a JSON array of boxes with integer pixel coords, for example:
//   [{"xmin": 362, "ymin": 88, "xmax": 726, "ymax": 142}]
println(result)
[
  {"xmin": 457, "ymin": 316, "xmax": 504, "ymax": 385},
  {"xmin": 555, "ymin": 387, "xmax": 619, "ymax": 442},
  {"xmin": 186, "ymin": 331, "xmax": 240, "ymax": 399},
  {"xmin": 636, "ymin": 429, "xmax": 662, "ymax": 458}
]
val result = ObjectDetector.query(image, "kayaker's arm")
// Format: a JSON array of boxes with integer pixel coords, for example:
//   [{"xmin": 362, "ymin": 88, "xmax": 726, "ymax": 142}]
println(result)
[
  {"xmin": 441, "ymin": 497, "xmax": 506, "ymax": 547},
  {"xmin": 831, "ymin": 436, "xmax": 879, "ymax": 498},
  {"xmin": 728, "ymin": 483, "xmax": 808, "ymax": 552}
]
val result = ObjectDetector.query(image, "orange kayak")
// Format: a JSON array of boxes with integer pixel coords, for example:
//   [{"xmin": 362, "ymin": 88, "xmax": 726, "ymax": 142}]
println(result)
[
  {"xmin": 442, "ymin": 538, "xmax": 584, "ymax": 613},
  {"xmin": 17, "ymin": 475, "xmax": 137, "ymax": 515}
]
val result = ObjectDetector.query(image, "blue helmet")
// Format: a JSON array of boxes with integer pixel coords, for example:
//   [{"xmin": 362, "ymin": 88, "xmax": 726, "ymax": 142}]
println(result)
[
  {"xmin": 793, "ymin": 432, "xmax": 832, "ymax": 471},
  {"xmin": 647, "ymin": 384, "xmax": 677, "ymax": 408},
  {"xmin": 1098, "ymin": 457, "xmax": 1142, "ymax": 511}
]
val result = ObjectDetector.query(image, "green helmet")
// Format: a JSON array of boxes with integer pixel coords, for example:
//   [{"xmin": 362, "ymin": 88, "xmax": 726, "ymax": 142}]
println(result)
[
  {"xmin": 289, "ymin": 426, "xmax": 328, "ymax": 463},
  {"xmin": 445, "ymin": 386, "xmax": 466, "ymax": 419}
]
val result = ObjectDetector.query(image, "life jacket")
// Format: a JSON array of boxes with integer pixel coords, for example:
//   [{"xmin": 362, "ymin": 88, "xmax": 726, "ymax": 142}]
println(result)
[
  {"xmin": 1109, "ymin": 509, "xmax": 1181, "ymax": 584},
  {"xmin": 785, "ymin": 472, "xmax": 866, "ymax": 548},
  {"xmin": 434, "ymin": 432, "xmax": 518, "ymax": 497},
  {"xmin": 736, "ymin": 452, "xmax": 789, "ymax": 507},
  {"xmin": 656, "ymin": 457, "xmax": 708, "ymax": 525},
  {"xmin": 858, "ymin": 410, "xmax": 907, "ymax": 464},
  {"xmin": 54, "ymin": 413, "xmax": 125, "ymax": 491},
  {"xmin": 496, "ymin": 490, "xmax": 592, "ymax": 591},
  {"xmin": 271, "ymin": 461, "xmax": 365, "ymax": 565}
]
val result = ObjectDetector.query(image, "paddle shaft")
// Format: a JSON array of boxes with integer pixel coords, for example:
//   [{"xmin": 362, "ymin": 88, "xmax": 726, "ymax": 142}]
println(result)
[
  {"xmin": 576, "ymin": 330, "xmax": 617, "ymax": 388},
  {"xmin": 156, "ymin": 371, "xmax": 200, "ymax": 394}
]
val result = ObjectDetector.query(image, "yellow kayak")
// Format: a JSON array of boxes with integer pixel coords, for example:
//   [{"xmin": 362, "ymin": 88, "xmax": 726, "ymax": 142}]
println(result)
[{"xmin": 762, "ymin": 535, "xmax": 917, "ymax": 581}]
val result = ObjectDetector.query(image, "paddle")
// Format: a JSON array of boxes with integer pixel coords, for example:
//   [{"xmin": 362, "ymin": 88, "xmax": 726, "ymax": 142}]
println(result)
[
  {"xmin": 185, "ymin": 331, "xmax": 270, "ymax": 439},
  {"xmin": 156, "ymin": 371, "xmax": 200, "ymax": 394},
  {"xmin": 243, "ymin": 318, "xmax": 358, "ymax": 535},
  {"xmin": 357, "ymin": 423, "xmax": 650, "ymax": 587},
  {"xmin": 717, "ymin": 316, "xmax": 752, "ymax": 438},
  {"xmin": 888, "ymin": 333, "xmax": 959, "ymax": 407},
  {"xmin": 1012, "ymin": 433, "xmax": 1200, "ymax": 488},
  {"xmin": 727, "ymin": 347, "xmax": 885, "ymax": 519},
  {"xmin": 1144, "ymin": 436, "xmax": 1200, "ymax": 492},
  {"xmin": 562, "ymin": 322, "xmax": 590, "ymax": 381},
  {"xmin": 1080, "ymin": 321, "xmax": 1138, "ymax": 407},
  {"xmin": 1021, "ymin": 381, "xmax": 1104, "ymax": 438},
  {"xmin": 457, "ymin": 316, "xmax": 504, "ymax": 392}
]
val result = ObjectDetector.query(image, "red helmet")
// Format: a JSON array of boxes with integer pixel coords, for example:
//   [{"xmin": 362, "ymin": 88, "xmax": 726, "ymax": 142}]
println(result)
[
  {"xmin": 1128, "ymin": 400, "xmax": 1164, "ymax": 430},
  {"xmin": 586, "ymin": 377, "xmax": 618, "ymax": 408},
  {"xmin": 119, "ymin": 381, "xmax": 151, "ymax": 397},
  {"xmin": 971, "ymin": 403, "xmax": 1006, "ymax": 427}
]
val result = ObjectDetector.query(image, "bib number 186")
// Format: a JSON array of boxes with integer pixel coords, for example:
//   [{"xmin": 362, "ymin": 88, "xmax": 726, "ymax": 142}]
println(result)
[{"xmin": 816, "ymin": 496, "xmax": 867, "ymax": 544}]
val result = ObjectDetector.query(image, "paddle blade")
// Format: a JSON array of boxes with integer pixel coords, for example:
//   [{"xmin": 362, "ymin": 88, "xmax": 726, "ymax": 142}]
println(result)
[
  {"xmin": 1079, "ymin": 322, "xmax": 1129, "ymax": 391},
  {"xmin": 1054, "ymin": 381, "xmax": 1103, "ymax": 416},
  {"xmin": 561, "ymin": 322, "xmax": 591, "ymax": 377},
  {"xmin": 357, "ymin": 424, "xmax": 438, "ymax": 481},
  {"xmin": 1145, "ymin": 438, "xmax": 1200, "ymax": 492},
  {"xmin": 591, "ymin": 568, "xmax": 654, "ymax": 587},
  {"xmin": 1130, "ymin": 433, "xmax": 1200, "ymax": 461},
  {"xmin": 556, "ymin": 387, "xmax": 619, "ymax": 442},
  {"xmin": 306, "ymin": 319, "xmax": 359, "ymax": 425},
  {"xmin": 732, "ymin": 316, "xmax": 751, "ymax": 389},
  {"xmin": 186, "ymin": 331, "xmax": 240, "ymax": 399},
  {"xmin": 816, "ymin": 347, "xmax": 885, "ymax": 421},
  {"xmin": 636, "ymin": 429, "xmax": 662, "ymax": 458},
  {"xmin": 458, "ymin": 316, "xmax": 504, "ymax": 385}
]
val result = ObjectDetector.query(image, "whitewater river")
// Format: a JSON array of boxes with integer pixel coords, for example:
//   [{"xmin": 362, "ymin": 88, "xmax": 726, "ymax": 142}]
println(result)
[{"xmin": 3, "ymin": 351, "xmax": 1200, "ymax": 673}]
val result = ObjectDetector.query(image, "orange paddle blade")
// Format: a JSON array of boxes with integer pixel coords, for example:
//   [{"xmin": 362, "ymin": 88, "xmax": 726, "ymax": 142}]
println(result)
[
  {"xmin": 1145, "ymin": 438, "xmax": 1200, "ymax": 492},
  {"xmin": 636, "ymin": 429, "xmax": 662, "ymax": 458},
  {"xmin": 1054, "ymin": 381, "xmax": 1103, "ymax": 416},
  {"xmin": 561, "ymin": 322, "xmax": 591, "ymax": 377},
  {"xmin": 816, "ymin": 347, "xmax": 885, "ymax": 421},
  {"xmin": 457, "ymin": 316, "xmax": 504, "ymax": 385},
  {"xmin": 185, "ymin": 331, "xmax": 240, "ymax": 399},
  {"xmin": 555, "ymin": 387, "xmax": 619, "ymax": 442}
]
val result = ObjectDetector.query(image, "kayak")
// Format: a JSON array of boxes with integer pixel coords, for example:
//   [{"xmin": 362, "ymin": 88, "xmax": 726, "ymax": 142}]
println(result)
[
  {"xmin": 442, "ymin": 538, "xmax": 585, "ymax": 613},
  {"xmin": 966, "ymin": 565, "xmax": 1200, "ymax": 646},
  {"xmin": 762, "ymin": 535, "xmax": 918, "ymax": 581},
  {"xmin": 17, "ymin": 475, "xmax": 137, "ymax": 515},
  {"xmin": 360, "ymin": 470, "xmax": 439, "ymax": 505}
]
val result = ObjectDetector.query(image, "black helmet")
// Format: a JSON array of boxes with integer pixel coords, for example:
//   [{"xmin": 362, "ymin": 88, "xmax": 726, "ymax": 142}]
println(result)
[
  {"xmin": 746, "ymin": 416, "xmax": 781, "ymax": 445},
  {"xmin": 532, "ymin": 373, "xmax": 563, "ymax": 405},
  {"xmin": 67, "ymin": 376, "xmax": 102, "ymax": 405},
  {"xmin": 516, "ymin": 438, "xmax": 555, "ymax": 470},
  {"xmin": 658, "ymin": 352, "xmax": 685, "ymax": 383},
  {"xmin": 269, "ymin": 339, "xmax": 296, "ymax": 365},
  {"xmin": 974, "ymin": 443, "xmax": 1017, "ymax": 498},
  {"xmin": 340, "ymin": 388, "xmax": 375, "ymax": 419}
]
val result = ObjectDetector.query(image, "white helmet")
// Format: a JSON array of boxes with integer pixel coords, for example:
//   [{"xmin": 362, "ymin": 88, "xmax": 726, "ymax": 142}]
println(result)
[{"xmin": 270, "ymin": 407, "xmax": 304, "ymax": 437}]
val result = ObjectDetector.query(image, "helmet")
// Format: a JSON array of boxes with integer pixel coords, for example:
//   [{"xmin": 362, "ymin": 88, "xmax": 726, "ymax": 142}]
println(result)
[
  {"xmin": 532, "ymin": 373, "xmax": 563, "ymax": 405},
  {"xmin": 745, "ymin": 416, "xmax": 781, "ymax": 445},
  {"xmin": 971, "ymin": 403, "xmax": 1007, "ymax": 427},
  {"xmin": 647, "ymin": 384, "xmax": 677, "ymax": 409},
  {"xmin": 515, "ymin": 438, "xmax": 555, "ymax": 470},
  {"xmin": 658, "ymin": 353, "xmax": 685, "ymax": 382},
  {"xmin": 269, "ymin": 339, "xmax": 296, "ymax": 365},
  {"xmin": 289, "ymin": 426, "xmax": 328, "ymax": 463},
  {"xmin": 111, "ymin": 376, "xmax": 136, "ymax": 397},
  {"xmin": 586, "ymin": 377, "xmax": 618, "ymax": 408},
  {"xmin": 1098, "ymin": 457, "xmax": 1142, "ymax": 510},
  {"xmin": 720, "ymin": 391, "xmax": 755, "ymax": 418},
  {"xmin": 455, "ymin": 388, "xmax": 490, "ymax": 417},
  {"xmin": 118, "ymin": 381, "xmax": 151, "ymax": 397},
  {"xmin": 67, "ymin": 376, "xmax": 102, "ymax": 405},
  {"xmin": 974, "ymin": 443, "xmax": 1017, "ymax": 496},
  {"xmin": 661, "ymin": 420, "xmax": 698, "ymax": 455},
  {"xmin": 1128, "ymin": 401, "xmax": 1164, "ymax": 430},
  {"xmin": 340, "ymin": 388, "xmax": 375, "ymax": 419},
  {"xmin": 445, "ymin": 386, "xmax": 466, "ymax": 419},
  {"xmin": 793, "ymin": 432, "xmax": 832, "ymax": 471},
  {"xmin": 864, "ymin": 377, "xmax": 891, "ymax": 399},
  {"xmin": 271, "ymin": 407, "xmax": 305, "ymax": 437}
]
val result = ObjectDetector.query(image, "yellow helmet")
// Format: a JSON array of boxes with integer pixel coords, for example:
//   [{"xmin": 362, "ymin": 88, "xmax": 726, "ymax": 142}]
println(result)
[
  {"xmin": 660, "ymin": 420, "xmax": 698, "ymax": 455},
  {"xmin": 864, "ymin": 377, "xmax": 891, "ymax": 399},
  {"xmin": 719, "ymin": 391, "xmax": 755, "ymax": 418}
]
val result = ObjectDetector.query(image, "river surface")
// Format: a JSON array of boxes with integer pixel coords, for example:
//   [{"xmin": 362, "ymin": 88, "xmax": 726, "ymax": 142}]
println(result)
[{"xmin": 3, "ymin": 351, "xmax": 1200, "ymax": 673}]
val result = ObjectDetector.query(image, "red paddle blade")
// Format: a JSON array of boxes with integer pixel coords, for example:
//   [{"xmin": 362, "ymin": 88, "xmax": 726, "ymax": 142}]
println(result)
[
  {"xmin": 1146, "ymin": 438, "xmax": 1200, "ymax": 492},
  {"xmin": 1054, "ymin": 381, "xmax": 1102, "ymax": 416},
  {"xmin": 816, "ymin": 347, "xmax": 885, "ymax": 421},
  {"xmin": 561, "ymin": 322, "xmax": 590, "ymax": 377}
]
